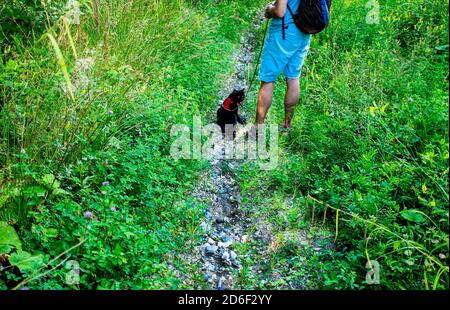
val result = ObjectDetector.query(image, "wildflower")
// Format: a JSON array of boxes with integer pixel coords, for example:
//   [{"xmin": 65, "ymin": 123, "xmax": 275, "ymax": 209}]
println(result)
[
  {"xmin": 439, "ymin": 253, "xmax": 446, "ymax": 260},
  {"xmin": 168, "ymin": 116, "xmax": 173, "ymax": 122},
  {"xmin": 20, "ymin": 287, "xmax": 29, "ymax": 291},
  {"xmin": 102, "ymin": 181, "xmax": 110, "ymax": 186},
  {"xmin": 408, "ymin": 97, "xmax": 413, "ymax": 102},
  {"xmin": 101, "ymin": 191, "xmax": 107, "ymax": 196},
  {"xmin": 84, "ymin": 211, "xmax": 93, "ymax": 220},
  {"xmin": 110, "ymin": 206, "xmax": 117, "ymax": 212},
  {"xmin": 108, "ymin": 110, "xmax": 114, "ymax": 116}
]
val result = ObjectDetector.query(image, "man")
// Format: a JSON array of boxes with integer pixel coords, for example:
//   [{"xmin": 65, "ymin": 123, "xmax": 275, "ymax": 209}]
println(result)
[{"xmin": 255, "ymin": 0, "xmax": 311, "ymax": 131}]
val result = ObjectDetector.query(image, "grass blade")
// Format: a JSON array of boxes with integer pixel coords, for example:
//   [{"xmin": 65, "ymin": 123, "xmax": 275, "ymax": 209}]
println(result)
[
  {"xmin": 47, "ymin": 33, "xmax": 75, "ymax": 101},
  {"xmin": 62, "ymin": 17, "xmax": 78, "ymax": 60}
]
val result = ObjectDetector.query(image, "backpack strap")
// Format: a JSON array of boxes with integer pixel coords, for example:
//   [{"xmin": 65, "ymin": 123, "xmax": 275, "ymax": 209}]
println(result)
[
  {"xmin": 283, "ymin": 3, "xmax": 296, "ymax": 40},
  {"xmin": 286, "ymin": 3, "xmax": 295, "ymax": 17}
]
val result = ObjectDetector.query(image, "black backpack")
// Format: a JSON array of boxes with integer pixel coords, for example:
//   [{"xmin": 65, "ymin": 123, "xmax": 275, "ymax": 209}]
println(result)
[{"xmin": 284, "ymin": 0, "xmax": 332, "ymax": 36}]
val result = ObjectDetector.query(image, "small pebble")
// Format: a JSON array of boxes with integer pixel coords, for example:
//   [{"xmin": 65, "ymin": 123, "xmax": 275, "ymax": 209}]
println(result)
[
  {"xmin": 221, "ymin": 235, "xmax": 232, "ymax": 243},
  {"xmin": 221, "ymin": 251, "xmax": 230, "ymax": 260},
  {"xmin": 217, "ymin": 241, "xmax": 232, "ymax": 248},
  {"xmin": 217, "ymin": 277, "xmax": 226, "ymax": 290},
  {"xmin": 204, "ymin": 245, "xmax": 218, "ymax": 256},
  {"xmin": 216, "ymin": 216, "xmax": 229, "ymax": 224},
  {"xmin": 229, "ymin": 251, "xmax": 237, "ymax": 260}
]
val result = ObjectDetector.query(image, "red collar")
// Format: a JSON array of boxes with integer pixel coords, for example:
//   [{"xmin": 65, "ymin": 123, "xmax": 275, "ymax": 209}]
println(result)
[{"xmin": 222, "ymin": 98, "xmax": 238, "ymax": 111}]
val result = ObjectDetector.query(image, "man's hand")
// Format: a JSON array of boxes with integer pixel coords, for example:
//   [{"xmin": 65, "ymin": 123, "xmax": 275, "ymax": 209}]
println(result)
[
  {"xmin": 264, "ymin": 1, "xmax": 287, "ymax": 19},
  {"xmin": 265, "ymin": 2, "xmax": 276, "ymax": 19}
]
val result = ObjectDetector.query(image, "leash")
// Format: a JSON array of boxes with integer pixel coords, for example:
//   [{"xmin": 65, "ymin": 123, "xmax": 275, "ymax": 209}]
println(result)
[{"xmin": 241, "ymin": 19, "xmax": 270, "ymax": 107}]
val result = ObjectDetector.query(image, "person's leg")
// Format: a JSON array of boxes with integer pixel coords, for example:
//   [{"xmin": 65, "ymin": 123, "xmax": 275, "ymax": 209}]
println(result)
[
  {"xmin": 255, "ymin": 81, "xmax": 274, "ymax": 124},
  {"xmin": 282, "ymin": 28, "xmax": 311, "ymax": 129},
  {"xmin": 283, "ymin": 77, "xmax": 300, "ymax": 128}
]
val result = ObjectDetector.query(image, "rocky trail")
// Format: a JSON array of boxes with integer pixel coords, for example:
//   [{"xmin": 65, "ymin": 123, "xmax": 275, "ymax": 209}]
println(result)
[
  {"xmin": 183, "ymin": 18, "xmax": 265, "ymax": 290},
  {"xmin": 179, "ymin": 16, "xmax": 334, "ymax": 291}
]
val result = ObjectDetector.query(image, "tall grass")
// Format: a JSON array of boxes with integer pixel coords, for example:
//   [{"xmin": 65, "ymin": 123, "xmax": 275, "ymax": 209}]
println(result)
[
  {"xmin": 1, "ymin": 0, "xmax": 266, "ymax": 289},
  {"xmin": 0, "ymin": 0, "xmax": 205, "ymax": 221}
]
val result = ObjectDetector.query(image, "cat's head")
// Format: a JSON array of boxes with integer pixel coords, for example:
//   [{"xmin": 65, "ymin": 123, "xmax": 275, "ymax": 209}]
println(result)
[{"xmin": 229, "ymin": 87, "xmax": 245, "ymax": 104}]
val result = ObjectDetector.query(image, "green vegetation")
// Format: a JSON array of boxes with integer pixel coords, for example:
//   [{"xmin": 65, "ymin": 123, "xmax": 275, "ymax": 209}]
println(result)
[
  {"xmin": 0, "ymin": 0, "xmax": 448, "ymax": 290},
  {"xmin": 237, "ymin": 0, "xmax": 449, "ymax": 289},
  {"xmin": 0, "ymin": 0, "xmax": 265, "ymax": 289}
]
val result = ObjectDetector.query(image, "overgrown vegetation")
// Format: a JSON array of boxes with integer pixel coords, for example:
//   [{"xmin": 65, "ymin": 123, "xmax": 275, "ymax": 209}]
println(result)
[
  {"xmin": 0, "ymin": 0, "xmax": 265, "ymax": 289},
  {"xmin": 237, "ymin": 0, "xmax": 448, "ymax": 289},
  {"xmin": 0, "ymin": 0, "xmax": 448, "ymax": 290}
]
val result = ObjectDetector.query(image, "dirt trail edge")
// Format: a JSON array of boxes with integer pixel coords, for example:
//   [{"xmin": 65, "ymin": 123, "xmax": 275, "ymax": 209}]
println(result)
[{"xmin": 185, "ymin": 17, "xmax": 265, "ymax": 290}]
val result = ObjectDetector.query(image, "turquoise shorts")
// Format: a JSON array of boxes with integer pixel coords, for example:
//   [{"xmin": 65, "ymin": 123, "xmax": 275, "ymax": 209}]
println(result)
[{"xmin": 258, "ymin": 23, "xmax": 311, "ymax": 83}]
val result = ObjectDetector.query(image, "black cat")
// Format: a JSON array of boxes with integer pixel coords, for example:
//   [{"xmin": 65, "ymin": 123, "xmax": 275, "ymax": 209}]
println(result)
[{"xmin": 217, "ymin": 88, "xmax": 247, "ymax": 138}]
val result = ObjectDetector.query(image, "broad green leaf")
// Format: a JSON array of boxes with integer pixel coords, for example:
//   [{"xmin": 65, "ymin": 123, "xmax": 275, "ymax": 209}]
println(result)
[
  {"xmin": 9, "ymin": 250, "xmax": 44, "ymax": 273},
  {"xmin": 43, "ymin": 228, "xmax": 59, "ymax": 238},
  {"xmin": 30, "ymin": 186, "xmax": 47, "ymax": 197},
  {"xmin": 0, "ymin": 221, "xmax": 22, "ymax": 254},
  {"xmin": 42, "ymin": 174, "xmax": 61, "ymax": 189},
  {"xmin": 400, "ymin": 209, "xmax": 426, "ymax": 223},
  {"xmin": 53, "ymin": 188, "xmax": 70, "ymax": 197}
]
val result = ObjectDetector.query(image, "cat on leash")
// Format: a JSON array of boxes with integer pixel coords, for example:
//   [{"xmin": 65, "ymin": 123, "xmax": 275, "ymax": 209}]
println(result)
[{"xmin": 216, "ymin": 87, "xmax": 247, "ymax": 139}]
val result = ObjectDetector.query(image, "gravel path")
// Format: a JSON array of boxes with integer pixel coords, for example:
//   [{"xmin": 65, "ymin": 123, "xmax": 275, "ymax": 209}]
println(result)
[{"xmin": 188, "ymin": 17, "xmax": 265, "ymax": 290}]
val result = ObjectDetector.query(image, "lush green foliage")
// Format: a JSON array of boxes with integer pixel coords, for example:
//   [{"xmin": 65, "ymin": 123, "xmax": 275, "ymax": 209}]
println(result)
[
  {"xmin": 0, "ymin": 0, "xmax": 448, "ymax": 290},
  {"xmin": 1, "ymin": 1, "xmax": 56, "ymax": 47},
  {"xmin": 0, "ymin": 0, "xmax": 265, "ymax": 289},
  {"xmin": 238, "ymin": 0, "xmax": 448, "ymax": 289}
]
